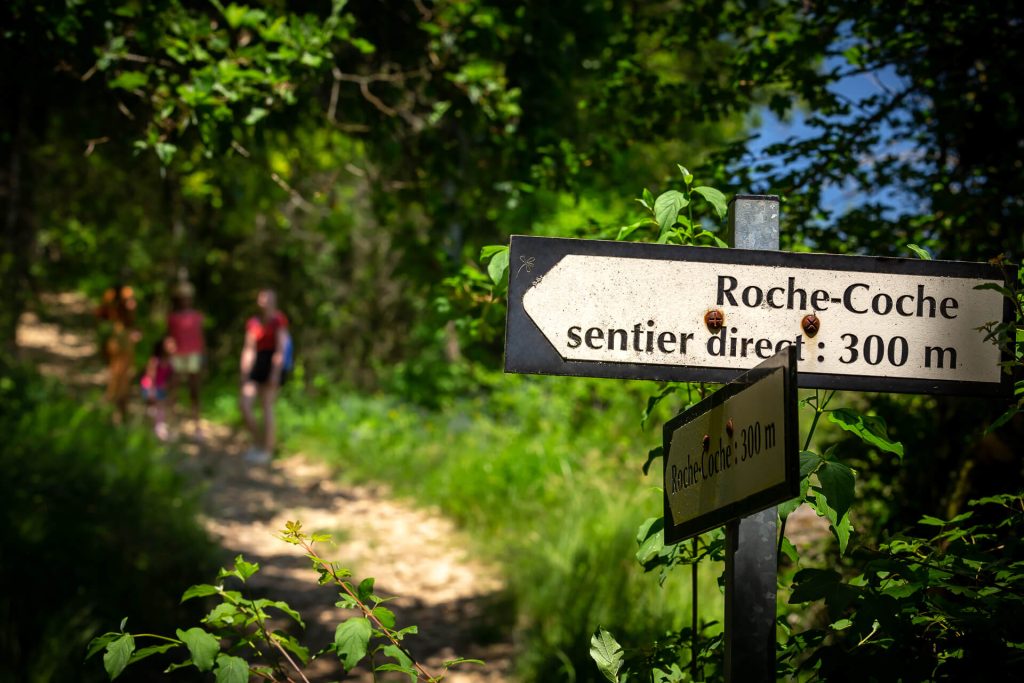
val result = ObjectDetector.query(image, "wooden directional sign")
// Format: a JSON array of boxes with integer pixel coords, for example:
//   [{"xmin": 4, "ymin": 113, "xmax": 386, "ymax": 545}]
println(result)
[
  {"xmin": 504, "ymin": 235, "xmax": 1014, "ymax": 395},
  {"xmin": 663, "ymin": 347, "xmax": 799, "ymax": 544}
]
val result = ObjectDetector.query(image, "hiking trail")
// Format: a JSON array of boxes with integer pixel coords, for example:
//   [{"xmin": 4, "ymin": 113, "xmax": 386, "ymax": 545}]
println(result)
[{"xmin": 17, "ymin": 293, "xmax": 512, "ymax": 682}]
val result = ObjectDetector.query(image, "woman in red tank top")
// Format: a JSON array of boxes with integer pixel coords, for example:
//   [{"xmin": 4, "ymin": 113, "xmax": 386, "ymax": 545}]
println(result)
[{"xmin": 239, "ymin": 288, "xmax": 289, "ymax": 463}]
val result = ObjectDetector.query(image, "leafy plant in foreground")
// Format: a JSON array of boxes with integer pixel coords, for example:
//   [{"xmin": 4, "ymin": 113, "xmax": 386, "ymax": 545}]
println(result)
[
  {"xmin": 781, "ymin": 492, "xmax": 1024, "ymax": 681},
  {"xmin": 88, "ymin": 521, "xmax": 483, "ymax": 682}
]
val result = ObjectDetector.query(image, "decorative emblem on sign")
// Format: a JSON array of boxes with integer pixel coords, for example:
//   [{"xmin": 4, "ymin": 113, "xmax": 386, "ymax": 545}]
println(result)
[{"xmin": 517, "ymin": 255, "xmax": 536, "ymax": 277}]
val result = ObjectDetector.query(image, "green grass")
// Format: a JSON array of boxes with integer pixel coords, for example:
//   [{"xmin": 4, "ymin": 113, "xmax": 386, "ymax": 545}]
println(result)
[
  {"xmin": 268, "ymin": 371, "xmax": 724, "ymax": 682},
  {"xmin": 0, "ymin": 359, "xmax": 215, "ymax": 682}
]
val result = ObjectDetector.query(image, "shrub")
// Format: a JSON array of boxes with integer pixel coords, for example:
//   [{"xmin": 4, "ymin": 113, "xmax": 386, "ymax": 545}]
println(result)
[{"xmin": 0, "ymin": 358, "xmax": 215, "ymax": 682}]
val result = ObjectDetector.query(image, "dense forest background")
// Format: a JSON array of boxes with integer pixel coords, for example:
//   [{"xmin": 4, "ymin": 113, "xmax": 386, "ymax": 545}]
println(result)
[{"xmin": 2, "ymin": 1, "xmax": 1022, "ymax": 681}]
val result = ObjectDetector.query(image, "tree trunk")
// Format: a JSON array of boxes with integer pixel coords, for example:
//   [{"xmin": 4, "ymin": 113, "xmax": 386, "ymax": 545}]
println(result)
[{"xmin": 0, "ymin": 84, "xmax": 34, "ymax": 353}]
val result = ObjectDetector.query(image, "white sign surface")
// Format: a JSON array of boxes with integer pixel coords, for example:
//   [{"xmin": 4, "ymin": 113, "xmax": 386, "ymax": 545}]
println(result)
[{"xmin": 505, "ymin": 236, "xmax": 1011, "ymax": 394}]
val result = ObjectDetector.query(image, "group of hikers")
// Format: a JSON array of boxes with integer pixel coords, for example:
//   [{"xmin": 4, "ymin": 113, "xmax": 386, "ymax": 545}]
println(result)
[{"xmin": 95, "ymin": 282, "xmax": 290, "ymax": 464}]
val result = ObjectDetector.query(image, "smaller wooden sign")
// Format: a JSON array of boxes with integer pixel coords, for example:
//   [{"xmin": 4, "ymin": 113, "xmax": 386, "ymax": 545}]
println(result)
[{"xmin": 663, "ymin": 346, "xmax": 799, "ymax": 544}]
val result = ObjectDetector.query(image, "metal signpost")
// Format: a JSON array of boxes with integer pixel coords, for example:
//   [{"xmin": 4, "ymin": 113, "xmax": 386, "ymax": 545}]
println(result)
[
  {"xmin": 503, "ymin": 195, "xmax": 1014, "ymax": 682},
  {"xmin": 723, "ymin": 196, "xmax": 781, "ymax": 683},
  {"xmin": 662, "ymin": 346, "xmax": 798, "ymax": 682}
]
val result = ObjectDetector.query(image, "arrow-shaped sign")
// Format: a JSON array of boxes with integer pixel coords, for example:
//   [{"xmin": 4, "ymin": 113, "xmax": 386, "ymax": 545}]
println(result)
[{"xmin": 504, "ymin": 235, "xmax": 1013, "ymax": 395}]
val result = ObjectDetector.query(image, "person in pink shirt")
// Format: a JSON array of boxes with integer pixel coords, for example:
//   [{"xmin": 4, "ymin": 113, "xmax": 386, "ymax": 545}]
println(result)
[{"xmin": 167, "ymin": 280, "xmax": 205, "ymax": 439}]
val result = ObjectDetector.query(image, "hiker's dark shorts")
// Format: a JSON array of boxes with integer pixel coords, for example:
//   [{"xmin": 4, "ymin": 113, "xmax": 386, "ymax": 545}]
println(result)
[{"xmin": 249, "ymin": 350, "xmax": 288, "ymax": 386}]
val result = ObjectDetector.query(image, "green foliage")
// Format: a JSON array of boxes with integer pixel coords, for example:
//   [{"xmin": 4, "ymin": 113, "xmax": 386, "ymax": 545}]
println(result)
[
  {"xmin": 682, "ymin": 0, "xmax": 1024, "ymax": 263},
  {"xmin": 334, "ymin": 618, "xmax": 372, "ymax": 672},
  {"xmin": 780, "ymin": 493, "xmax": 1024, "ymax": 680},
  {"xmin": 281, "ymin": 369, "xmax": 719, "ymax": 682},
  {"xmin": 0, "ymin": 358, "xmax": 214, "ymax": 682},
  {"xmin": 590, "ymin": 628, "xmax": 624, "ymax": 683},
  {"xmin": 828, "ymin": 408, "xmax": 904, "ymax": 459},
  {"xmin": 977, "ymin": 269, "xmax": 1024, "ymax": 433},
  {"xmin": 3, "ymin": 0, "xmax": 748, "ymax": 384},
  {"xmin": 617, "ymin": 166, "xmax": 728, "ymax": 247},
  {"xmin": 90, "ymin": 525, "xmax": 481, "ymax": 681}
]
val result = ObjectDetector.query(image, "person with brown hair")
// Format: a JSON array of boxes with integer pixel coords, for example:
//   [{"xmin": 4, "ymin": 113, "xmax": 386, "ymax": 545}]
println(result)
[
  {"xmin": 239, "ymin": 288, "xmax": 288, "ymax": 463},
  {"xmin": 96, "ymin": 284, "xmax": 141, "ymax": 423}
]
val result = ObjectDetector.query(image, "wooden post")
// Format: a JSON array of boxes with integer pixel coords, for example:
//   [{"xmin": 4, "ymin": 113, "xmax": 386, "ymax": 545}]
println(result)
[{"xmin": 723, "ymin": 195, "xmax": 780, "ymax": 683}]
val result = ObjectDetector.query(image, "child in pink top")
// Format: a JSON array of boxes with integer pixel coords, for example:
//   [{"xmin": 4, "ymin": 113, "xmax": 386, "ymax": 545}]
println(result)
[
  {"xmin": 167, "ymin": 280, "xmax": 205, "ymax": 439},
  {"xmin": 141, "ymin": 337, "xmax": 175, "ymax": 440}
]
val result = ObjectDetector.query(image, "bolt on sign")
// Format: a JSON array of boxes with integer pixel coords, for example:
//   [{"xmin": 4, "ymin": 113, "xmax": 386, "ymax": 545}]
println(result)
[
  {"xmin": 504, "ymin": 235, "xmax": 1015, "ymax": 395},
  {"xmin": 663, "ymin": 347, "xmax": 799, "ymax": 544}
]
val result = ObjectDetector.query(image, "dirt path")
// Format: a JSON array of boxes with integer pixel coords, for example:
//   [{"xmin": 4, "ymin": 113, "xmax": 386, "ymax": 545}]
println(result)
[{"xmin": 17, "ymin": 293, "xmax": 513, "ymax": 682}]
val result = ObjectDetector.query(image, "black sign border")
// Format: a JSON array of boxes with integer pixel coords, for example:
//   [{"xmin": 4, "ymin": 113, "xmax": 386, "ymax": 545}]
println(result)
[
  {"xmin": 504, "ymin": 235, "xmax": 1016, "ymax": 396},
  {"xmin": 662, "ymin": 347, "xmax": 800, "ymax": 545}
]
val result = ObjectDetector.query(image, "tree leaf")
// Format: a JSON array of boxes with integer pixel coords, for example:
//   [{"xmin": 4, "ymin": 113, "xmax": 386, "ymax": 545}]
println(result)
[
  {"xmin": 640, "ymin": 187, "xmax": 654, "ymax": 210},
  {"xmin": 357, "ymin": 577, "xmax": 375, "ymax": 603},
  {"xmin": 103, "ymin": 633, "xmax": 135, "ymax": 680},
  {"xmin": 789, "ymin": 568, "xmax": 842, "ymax": 603},
  {"xmin": 128, "ymin": 643, "xmax": 179, "ymax": 665},
  {"xmin": 589, "ymin": 627, "xmax": 624, "ymax": 683},
  {"xmin": 653, "ymin": 190, "xmax": 687, "ymax": 236},
  {"xmin": 973, "ymin": 282, "xmax": 1014, "ymax": 298},
  {"xmin": 86, "ymin": 632, "xmax": 120, "ymax": 660},
  {"xmin": 154, "ymin": 142, "xmax": 177, "ymax": 166},
  {"xmin": 809, "ymin": 489, "xmax": 855, "ymax": 554},
  {"xmin": 204, "ymin": 602, "xmax": 240, "ymax": 626},
  {"xmin": 780, "ymin": 476, "xmax": 810, "ymax": 519},
  {"xmin": 641, "ymin": 445, "xmax": 663, "ymax": 476},
  {"xmin": 799, "ymin": 450, "xmax": 823, "ymax": 478},
  {"xmin": 109, "ymin": 71, "xmax": 148, "ymax": 91},
  {"xmin": 233, "ymin": 556, "xmax": 260, "ymax": 581},
  {"xmin": 778, "ymin": 496, "xmax": 802, "ymax": 519},
  {"xmin": 273, "ymin": 631, "xmax": 310, "ymax": 665},
  {"xmin": 486, "ymin": 247, "xmax": 510, "ymax": 286},
  {"xmin": 372, "ymin": 606, "xmax": 396, "ymax": 630},
  {"xmin": 780, "ymin": 536, "xmax": 799, "ymax": 564},
  {"xmin": 381, "ymin": 644, "xmax": 416, "ymax": 681},
  {"xmin": 616, "ymin": 219, "xmax": 651, "ymax": 241},
  {"xmin": 334, "ymin": 617, "xmax": 372, "ymax": 671},
  {"xmin": 906, "ymin": 243, "xmax": 932, "ymax": 259},
  {"xmin": 259, "ymin": 599, "xmax": 304, "ymax": 628},
  {"xmin": 677, "ymin": 164, "xmax": 694, "ymax": 185},
  {"xmin": 831, "ymin": 618, "xmax": 853, "ymax": 631},
  {"xmin": 443, "ymin": 657, "xmax": 486, "ymax": 667},
  {"xmin": 214, "ymin": 654, "xmax": 250, "ymax": 683},
  {"xmin": 828, "ymin": 408, "xmax": 903, "ymax": 458},
  {"xmin": 641, "ymin": 383, "xmax": 679, "ymax": 430},
  {"xmin": 693, "ymin": 186, "xmax": 728, "ymax": 220},
  {"xmin": 831, "ymin": 512, "xmax": 854, "ymax": 554},
  {"xmin": 181, "ymin": 584, "xmax": 219, "ymax": 602},
  {"xmin": 244, "ymin": 107, "xmax": 269, "ymax": 126},
  {"xmin": 176, "ymin": 628, "xmax": 220, "ymax": 672},
  {"xmin": 377, "ymin": 663, "xmax": 418, "ymax": 678},
  {"xmin": 816, "ymin": 460, "xmax": 856, "ymax": 521},
  {"xmin": 479, "ymin": 244, "xmax": 505, "ymax": 261},
  {"xmin": 985, "ymin": 405, "xmax": 1020, "ymax": 434},
  {"xmin": 635, "ymin": 518, "xmax": 664, "ymax": 566}
]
